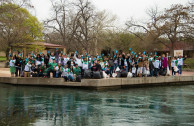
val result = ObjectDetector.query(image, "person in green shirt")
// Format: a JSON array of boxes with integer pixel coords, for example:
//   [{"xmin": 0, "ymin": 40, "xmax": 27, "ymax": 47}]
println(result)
[
  {"xmin": 47, "ymin": 59, "xmax": 58, "ymax": 77},
  {"xmin": 74, "ymin": 64, "xmax": 81, "ymax": 76}
]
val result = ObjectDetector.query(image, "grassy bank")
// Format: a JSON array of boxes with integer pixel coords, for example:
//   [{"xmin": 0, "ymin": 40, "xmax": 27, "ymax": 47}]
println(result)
[
  {"xmin": 0, "ymin": 56, "xmax": 6, "ymax": 61},
  {"xmin": 184, "ymin": 58, "xmax": 194, "ymax": 69}
]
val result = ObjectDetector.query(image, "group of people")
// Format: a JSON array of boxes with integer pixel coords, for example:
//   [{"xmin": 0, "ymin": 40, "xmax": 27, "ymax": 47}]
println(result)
[{"xmin": 9, "ymin": 50, "xmax": 187, "ymax": 81}]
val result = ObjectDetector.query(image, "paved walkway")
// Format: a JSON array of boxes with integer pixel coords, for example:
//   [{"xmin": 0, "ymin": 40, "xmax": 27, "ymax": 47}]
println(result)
[{"xmin": 0, "ymin": 68, "xmax": 194, "ymax": 77}]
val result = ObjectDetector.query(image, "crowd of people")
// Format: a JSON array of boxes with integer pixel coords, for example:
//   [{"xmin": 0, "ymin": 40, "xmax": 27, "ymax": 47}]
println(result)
[{"xmin": 9, "ymin": 50, "xmax": 187, "ymax": 81}]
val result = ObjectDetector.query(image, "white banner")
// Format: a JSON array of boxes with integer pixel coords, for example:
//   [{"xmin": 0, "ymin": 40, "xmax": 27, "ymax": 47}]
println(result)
[{"xmin": 174, "ymin": 50, "xmax": 183, "ymax": 57}]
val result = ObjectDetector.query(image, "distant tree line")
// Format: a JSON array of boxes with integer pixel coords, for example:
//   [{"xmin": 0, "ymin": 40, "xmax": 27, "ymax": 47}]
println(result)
[{"xmin": 0, "ymin": 0, "xmax": 193, "ymax": 57}]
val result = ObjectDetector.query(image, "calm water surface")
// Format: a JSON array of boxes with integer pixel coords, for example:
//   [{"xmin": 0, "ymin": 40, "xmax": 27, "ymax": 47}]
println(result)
[{"xmin": 0, "ymin": 84, "xmax": 194, "ymax": 126}]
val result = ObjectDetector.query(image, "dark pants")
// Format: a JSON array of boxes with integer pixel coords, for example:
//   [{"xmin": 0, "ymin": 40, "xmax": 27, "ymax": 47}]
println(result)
[
  {"xmin": 63, "ymin": 76, "xmax": 68, "ymax": 81},
  {"xmin": 56, "ymin": 71, "xmax": 62, "ymax": 78},
  {"xmin": 110, "ymin": 66, "xmax": 114, "ymax": 77},
  {"xmin": 154, "ymin": 68, "xmax": 158, "ymax": 77},
  {"xmin": 47, "ymin": 70, "xmax": 56, "ymax": 78},
  {"xmin": 80, "ymin": 67, "xmax": 84, "ymax": 78},
  {"xmin": 150, "ymin": 68, "xmax": 154, "ymax": 77},
  {"xmin": 15, "ymin": 67, "xmax": 21, "ymax": 77},
  {"xmin": 172, "ymin": 67, "xmax": 176, "ymax": 75}
]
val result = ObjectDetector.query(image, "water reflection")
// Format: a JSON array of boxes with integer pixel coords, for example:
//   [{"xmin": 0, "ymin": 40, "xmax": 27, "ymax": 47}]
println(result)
[{"xmin": 0, "ymin": 84, "xmax": 194, "ymax": 126}]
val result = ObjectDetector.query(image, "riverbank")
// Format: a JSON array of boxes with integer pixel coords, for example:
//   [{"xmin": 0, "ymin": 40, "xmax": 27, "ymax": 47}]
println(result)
[{"xmin": 0, "ymin": 76, "xmax": 194, "ymax": 90}]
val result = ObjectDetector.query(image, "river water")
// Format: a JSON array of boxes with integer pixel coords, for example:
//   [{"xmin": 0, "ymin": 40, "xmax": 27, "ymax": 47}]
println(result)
[{"xmin": 0, "ymin": 84, "xmax": 194, "ymax": 126}]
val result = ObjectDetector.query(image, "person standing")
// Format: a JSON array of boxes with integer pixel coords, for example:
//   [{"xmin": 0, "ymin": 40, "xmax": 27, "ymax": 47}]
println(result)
[
  {"xmin": 161, "ymin": 54, "xmax": 168, "ymax": 75},
  {"xmin": 171, "ymin": 57, "xmax": 178, "ymax": 76},
  {"xmin": 177, "ymin": 55, "xmax": 187, "ymax": 75},
  {"xmin": 15, "ymin": 55, "xmax": 22, "ymax": 77},
  {"xmin": 9, "ymin": 57, "xmax": 16, "ymax": 77},
  {"xmin": 24, "ymin": 61, "xmax": 32, "ymax": 77}
]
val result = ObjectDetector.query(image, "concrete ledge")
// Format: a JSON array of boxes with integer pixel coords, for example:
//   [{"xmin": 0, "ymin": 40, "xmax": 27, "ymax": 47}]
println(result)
[{"xmin": 0, "ymin": 76, "xmax": 193, "ymax": 90}]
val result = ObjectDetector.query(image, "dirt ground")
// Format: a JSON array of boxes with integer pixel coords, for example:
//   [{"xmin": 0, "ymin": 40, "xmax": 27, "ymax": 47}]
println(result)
[{"xmin": 0, "ymin": 68, "xmax": 194, "ymax": 77}]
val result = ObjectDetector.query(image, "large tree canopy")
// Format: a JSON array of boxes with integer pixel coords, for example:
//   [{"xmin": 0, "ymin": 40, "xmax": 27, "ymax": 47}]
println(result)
[{"xmin": 0, "ymin": 3, "xmax": 43, "ymax": 56}]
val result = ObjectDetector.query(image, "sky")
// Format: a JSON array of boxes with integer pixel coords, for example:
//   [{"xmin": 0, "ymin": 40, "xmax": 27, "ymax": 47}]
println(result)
[{"xmin": 31, "ymin": 0, "xmax": 191, "ymax": 26}]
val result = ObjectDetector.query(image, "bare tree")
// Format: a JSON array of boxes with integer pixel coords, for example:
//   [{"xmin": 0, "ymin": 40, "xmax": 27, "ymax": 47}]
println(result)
[{"xmin": 126, "ymin": 4, "xmax": 194, "ymax": 56}]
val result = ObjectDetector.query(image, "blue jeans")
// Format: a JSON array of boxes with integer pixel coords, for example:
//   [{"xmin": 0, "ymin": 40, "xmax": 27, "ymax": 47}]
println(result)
[
  {"xmin": 150, "ymin": 69, "xmax": 153, "ymax": 77},
  {"xmin": 110, "ymin": 66, "xmax": 114, "ymax": 76},
  {"xmin": 125, "ymin": 66, "xmax": 128, "ymax": 72},
  {"xmin": 114, "ymin": 63, "xmax": 118, "ymax": 70},
  {"xmin": 154, "ymin": 68, "xmax": 158, "ymax": 77},
  {"xmin": 178, "ymin": 65, "xmax": 182, "ymax": 75}
]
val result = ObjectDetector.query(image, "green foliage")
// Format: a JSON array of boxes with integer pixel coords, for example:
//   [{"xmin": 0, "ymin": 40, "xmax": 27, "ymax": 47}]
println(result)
[
  {"xmin": 0, "ymin": 56, "xmax": 6, "ymax": 61},
  {"xmin": 28, "ymin": 44, "xmax": 45, "ymax": 53},
  {"xmin": 0, "ymin": 3, "xmax": 43, "ymax": 52},
  {"xmin": 184, "ymin": 58, "xmax": 194, "ymax": 69}
]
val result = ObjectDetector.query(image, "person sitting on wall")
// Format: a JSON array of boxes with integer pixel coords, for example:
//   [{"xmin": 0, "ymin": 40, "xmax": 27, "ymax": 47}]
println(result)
[
  {"xmin": 91, "ymin": 62, "xmax": 97, "ymax": 72},
  {"xmin": 31, "ymin": 63, "xmax": 38, "ymax": 77},
  {"xmin": 74, "ymin": 64, "xmax": 81, "ymax": 76},
  {"xmin": 55, "ymin": 63, "xmax": 62, "ymax": 78},
  {"xmin": 43, "ymin": 65, "xmax": 49, "ymax": 78},
  {"xmin": 47, "ymin": 59, "xmax": 58, "ymax": 78},
  {"xmin": 68, "ymin": 66, "xmax": 74, "ymax": 81},
  {"xmin": 62, "ymin": 64, "xmax": 69, "ymax": 81}
]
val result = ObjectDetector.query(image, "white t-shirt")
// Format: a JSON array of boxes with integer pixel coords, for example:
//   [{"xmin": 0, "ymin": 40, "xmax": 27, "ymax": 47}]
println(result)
[
  {"xmin": 9, "ymin": 60, "xmax": 16, "ymax": 67},
  {"xmin": 177, "ymin": 58, "xmax": 183, "ymax": 66},
  {"xmin": 24, "ymin": 63, "xmax": 32, "ymax": 72},
  {"xmin": 49, "ymin": 56, "xmax": 55, "ymax": 63},
  {"xmin": 62, "ymin": 68, "xmax": 69, "ymax": 77}
]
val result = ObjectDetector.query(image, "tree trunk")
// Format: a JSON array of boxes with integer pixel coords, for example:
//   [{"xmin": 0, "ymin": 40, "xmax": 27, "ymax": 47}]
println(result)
[{"xmin": 170, "ymin": 41, "xmax": 175, "ymax": 57}]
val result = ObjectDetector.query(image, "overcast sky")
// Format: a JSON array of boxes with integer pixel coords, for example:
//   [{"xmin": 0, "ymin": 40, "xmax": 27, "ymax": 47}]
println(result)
[{"xmin": 31, "ymin": 0, "xmax": 191, "ymax": 25}]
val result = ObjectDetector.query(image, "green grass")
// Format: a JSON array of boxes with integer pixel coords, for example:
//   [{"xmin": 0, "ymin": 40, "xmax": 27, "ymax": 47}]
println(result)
[
  {"xmin": 184, "ymin": 58, "xmax": 194, "ymax": 69},
  {"xmin": 0, "ymin": 56, "xmax": 7, "ymax": 61}
]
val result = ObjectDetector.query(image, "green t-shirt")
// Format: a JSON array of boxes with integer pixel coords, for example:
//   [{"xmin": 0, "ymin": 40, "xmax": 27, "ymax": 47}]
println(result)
[
  {"xmin": 48, "ymin": 62, "xmax": 58, "ymax": 71},
  {"xmin": 74, "ymin": 67, "xmax": 81, "ymax": 76}
]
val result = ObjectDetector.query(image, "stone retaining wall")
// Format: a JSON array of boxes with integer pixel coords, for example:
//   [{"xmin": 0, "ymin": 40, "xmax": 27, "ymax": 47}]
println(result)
[{"xmin": 0, "ymin": 76, "xmax": 194, "ymax": 90}]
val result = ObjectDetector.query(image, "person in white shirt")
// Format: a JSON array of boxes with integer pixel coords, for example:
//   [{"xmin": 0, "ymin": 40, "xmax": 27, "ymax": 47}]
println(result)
[
  {"xmin": 171, "ymin": 57, "xmax": 177, "ymax": 76},
  {"xmin": 131, "ymin": 64, "xmax": 137, "ymax": 77},
  {"xmin": 49, "ymin": 53, "xmax": 55, "ymax": 63},
  {"xmin": 177, "ymin": 55, "xmax": 187, "ymax": 75},
  {"xmin": 62, "ymin": 65, "xmax": 69, "ymax": 81},
  {"xmin": 153, "ymin": 56, "xmax": 160, "ymax": 77},
  {"xmin": 9, "ymin": 57, "xmax": 16, "ymax": 77},
  {"xmin": 24, "ymin": 61, "xmax": 32, "ymax": 77}
]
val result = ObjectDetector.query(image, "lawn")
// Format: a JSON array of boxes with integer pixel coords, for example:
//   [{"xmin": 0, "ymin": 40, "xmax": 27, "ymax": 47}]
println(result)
[
  {"xmin": 184, "ymin": 58, "xmax": 194, "ymax": 69},
  {"xmin": 0, "ymin": 56, "xmax": 7, "ymax": 61}
]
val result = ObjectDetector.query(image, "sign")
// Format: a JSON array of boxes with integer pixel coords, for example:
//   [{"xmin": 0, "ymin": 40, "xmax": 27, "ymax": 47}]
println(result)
[{"xmin": 174, "ymin": 50, "xmax": 183, "ymax": 57}]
